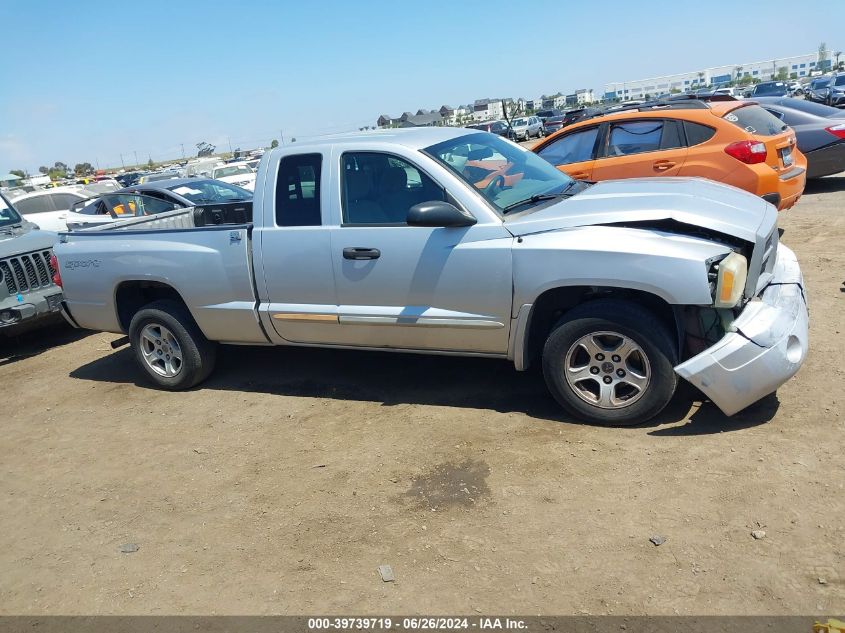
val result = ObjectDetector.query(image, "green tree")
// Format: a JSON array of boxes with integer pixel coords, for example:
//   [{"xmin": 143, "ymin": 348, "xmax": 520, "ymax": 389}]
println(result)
[
  {"xmin": 74, "ymin": 162, "xmax": 94, "ymax": 175},
  {"xmin": 147, "ymin": 158, "xmax": 155, "ymax": 170},
  {"xmin": 270, "ymin": 139, "xmax": 279, "ymax": 149},
  {"xmin": 38, "ymin": 166, "xmax": 49, "ymax": 175},
  {"xmin": 789, "ymin": 72, "xmax": 798, "ymax": 80},
  {"xmin": 10, "ymin": 169, "xmax": 26, "ymax": 179},
  {"xmin": 776, "ymin": 66, "xmax": 789, "ymax": 81}
]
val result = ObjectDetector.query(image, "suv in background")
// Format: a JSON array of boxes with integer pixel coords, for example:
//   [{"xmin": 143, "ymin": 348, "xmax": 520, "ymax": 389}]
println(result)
[
  {"xmin": 465, "ymin": 120, "xmax": 514, "ymax": 138},
  {"xmin": 532, "ymin": 98, "xmax": 807, "ymax": 210},
  {"xmin": 0, "ymin": 192, "xmax": 64, "ymax": 336},
  {"xmin": 824, "ymin": 73, "xmax": 845, "ymax": 108},
  {"xmin": 806, "ymin": 76, "xmax": 832, "ymax": 103},
  {"xmin": 535, "ymin": 108, "xmax": 564, "ymax": 122},
  {"xmin": 751, "ymin": 81, "xmax": 790, "ymax": 98},
  {"xmin": 509, "ymin": 116, "xmax": 544, "ymax": 140}
]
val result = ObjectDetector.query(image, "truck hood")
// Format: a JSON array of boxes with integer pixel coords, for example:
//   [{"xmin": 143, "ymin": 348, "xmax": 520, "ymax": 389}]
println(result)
[
  {"xmin": 0, "ymin": 226, "xmax": 60, "ymax": 254},
  {"xmin": 504, "ymin": 177, "xmax": 774, "ymax": 243}
]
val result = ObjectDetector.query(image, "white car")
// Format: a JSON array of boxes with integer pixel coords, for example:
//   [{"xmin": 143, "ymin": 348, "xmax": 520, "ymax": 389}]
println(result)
[
  {"xmin": 7, "ymin": 187, "xmax": 95, "ymax": 231},
  {"xmin": 509, "ymin": 116, "xmax": 544, "ymax": 141},
  {"xmin": 212, "ymin": 162, "xmax": 256, "ymax": 191}
]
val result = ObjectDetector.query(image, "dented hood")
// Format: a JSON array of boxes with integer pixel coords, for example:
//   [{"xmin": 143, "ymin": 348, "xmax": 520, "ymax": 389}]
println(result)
[
  {"xmin": 0, "ymin": 225, "xmax": 58, "ymax": 255},
  {"xmin": 504, "ymin": 177, "xmax": 775, "ymax": 243}
]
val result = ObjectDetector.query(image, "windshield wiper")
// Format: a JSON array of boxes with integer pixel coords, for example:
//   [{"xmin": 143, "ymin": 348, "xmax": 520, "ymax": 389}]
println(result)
[{"xmin": 502, "ymin": 181, "xmax": 580, "ymax": 214}]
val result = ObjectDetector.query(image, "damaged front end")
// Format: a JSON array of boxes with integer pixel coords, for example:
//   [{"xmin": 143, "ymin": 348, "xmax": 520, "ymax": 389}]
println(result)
[{"xmin": 675, "ymin": 243, "xmax": 808, "ymax": 415}]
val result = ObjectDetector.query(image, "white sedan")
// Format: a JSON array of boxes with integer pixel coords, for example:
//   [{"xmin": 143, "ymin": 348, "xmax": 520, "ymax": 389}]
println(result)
[
  {"xmin": 211, "ymin": 162, "xmax": 256, "ymax": 191},
  {"xmin": 7, "ymin": 186, "xmax": 97, "ymax": 231}
]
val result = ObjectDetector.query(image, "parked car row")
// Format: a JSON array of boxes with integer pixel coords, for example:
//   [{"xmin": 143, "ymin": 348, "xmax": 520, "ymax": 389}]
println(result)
[
  {"xmin": 2, "ymin": 177, "xmax": 253, "ymax": 232},
  {"xmin": 804, "ymin": 72, "xmax": 845, "ymax": 108},
  {"xmin": 532, "ymin": 97, "xmax": 807, "ymax": 210}
]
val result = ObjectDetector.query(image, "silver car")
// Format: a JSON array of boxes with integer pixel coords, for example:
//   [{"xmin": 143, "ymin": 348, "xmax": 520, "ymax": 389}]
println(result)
[{"xmin": 509, "ymin": 116, "xmax": 544, "ymax": 141}]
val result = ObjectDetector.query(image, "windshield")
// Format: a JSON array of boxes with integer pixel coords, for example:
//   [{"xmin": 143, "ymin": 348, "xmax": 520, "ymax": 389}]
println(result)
[
  {"xmin": 213, "ymin": 165, "xmax": 252, "ymax": 178},
  {"xmin": 835, "ymin": 76, "xmax": 845, "ymax": 87},
  {"xmin": 425, "ymin": 132, "xmax": 575, "ymax": 214},
  {"xmin": 724, "ymin": 105, "xmax": 787, "ymax": 136},
  {"xmin": 166, "ymin": 179, "xmax": 252, "ymax": 204},
  {"xmin": 755, "ymin": 83, "xmax": 786, "ymax": 95},
  {"xmin": 512, "ymin": 118, "xmax": 528, "ymax": 127},
  {"xmin": 0, "ymin": 193, "xmax": 24, "ymax": 227},
  {"xmin": 811, "ymin": 78, "xmax": 831, "ymax": 88},
  {"xmin": 143, "ymin": 172, "xmax": 179, "ymax": 182}
]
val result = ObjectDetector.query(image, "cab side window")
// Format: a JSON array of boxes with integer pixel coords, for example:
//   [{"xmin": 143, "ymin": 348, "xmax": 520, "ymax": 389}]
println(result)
[
  {"xmin": 536, "ymin": 127, "xmax": 599, "ymax": 165},
  {"xmin": 13, "ymin": 195, "xmax": 54, "ymax": 215},
  {"xmin": 49, "ymin": 193, "xmax": 82, "ymax": 210},
  {"xmin": 275, "ymin": 153, "xmax": 322, "ymax": 227},
  {"xmin": 341, "ymin": 152, "xmax": 446, "ymax": 225}
]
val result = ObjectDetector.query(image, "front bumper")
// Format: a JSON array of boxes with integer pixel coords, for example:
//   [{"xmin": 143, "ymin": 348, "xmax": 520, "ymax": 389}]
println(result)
[
  {"xmin": 0, "ymin": 287, "xmax": 64, "ymax": 333},
  {"xmin": 675, "ymin": 243, "xmax": 808, "ymax": 416}
]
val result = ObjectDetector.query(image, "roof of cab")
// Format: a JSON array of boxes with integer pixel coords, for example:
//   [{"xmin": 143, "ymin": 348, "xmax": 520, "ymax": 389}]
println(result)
[{"xmin": 269, "ymin": 127, "xmax": 479, "ymax": 153}]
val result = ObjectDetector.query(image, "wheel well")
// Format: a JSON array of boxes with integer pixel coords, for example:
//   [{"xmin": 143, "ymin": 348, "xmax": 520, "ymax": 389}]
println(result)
[
  {"xmin": 115, "ymin": 281, "xmax": 189, "ymax": 332},
  {"xmin": 524, "ymin": 286, "xmax": 680, "ymax": 369}
]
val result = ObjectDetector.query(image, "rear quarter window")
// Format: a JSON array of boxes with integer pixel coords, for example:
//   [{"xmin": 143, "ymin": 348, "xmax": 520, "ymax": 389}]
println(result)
[
  {"xmin": 683, "ymin": 121, "xmax": 717, "ymax": 146},
  {"xmin": 723, "ymin": 105, "xmax": 786, "ymax": 137}
]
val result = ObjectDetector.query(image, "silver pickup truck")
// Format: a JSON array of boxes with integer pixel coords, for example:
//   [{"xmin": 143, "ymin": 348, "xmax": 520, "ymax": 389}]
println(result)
[{"xmin": 54, "ymin": 128, "xmax": 808, "ymax": 425}]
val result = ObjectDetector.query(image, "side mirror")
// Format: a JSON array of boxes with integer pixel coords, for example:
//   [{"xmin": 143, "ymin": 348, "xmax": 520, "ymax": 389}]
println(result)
[{"xmin": 407, "ymin": 201, "xmax": 476, "ymax": 228}]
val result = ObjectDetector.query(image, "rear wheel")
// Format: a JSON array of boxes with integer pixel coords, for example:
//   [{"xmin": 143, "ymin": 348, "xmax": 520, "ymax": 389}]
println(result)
[
  {"xmin": 542, "ymin": 299, "xmax": 678, "ymax": 426},
  {"xmin": 128, "ymin": 300, "xmax": 217, "ymax": 390}
]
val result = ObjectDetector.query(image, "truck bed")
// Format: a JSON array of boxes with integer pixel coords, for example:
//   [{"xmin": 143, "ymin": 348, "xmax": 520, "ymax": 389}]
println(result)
[
  {"xmin": 72, "ymin": 201, "xmax": 253, "ymax": 233},
  {"xmin": 55, "ymin": 201, "xmax": 269, "ymax": 345}
]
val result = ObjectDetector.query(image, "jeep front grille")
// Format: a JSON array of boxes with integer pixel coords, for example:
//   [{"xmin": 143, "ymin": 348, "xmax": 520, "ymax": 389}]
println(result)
[{"xmin": 0, "ymin": 249, "xmax": 55, "ymax": 295}]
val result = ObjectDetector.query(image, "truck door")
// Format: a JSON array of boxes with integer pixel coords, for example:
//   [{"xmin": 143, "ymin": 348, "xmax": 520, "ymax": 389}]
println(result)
[
  {"xmin": 254, "ymin": 151, "xmax": 342, "ymax": 344},
  {"xmin": 326, "ymin": 150, "xmax": 513, "ymax": 354}
]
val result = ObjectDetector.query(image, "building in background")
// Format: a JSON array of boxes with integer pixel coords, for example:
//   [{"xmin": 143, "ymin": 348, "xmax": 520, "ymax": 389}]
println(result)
[{"xmin": 603, "ymin": 52, "xmax": 832, "ymax": 101}]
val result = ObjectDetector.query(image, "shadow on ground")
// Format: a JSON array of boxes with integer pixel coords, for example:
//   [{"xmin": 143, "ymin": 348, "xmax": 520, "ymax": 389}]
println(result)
[
  {"xmin": 804, "ymin": 175, "xmax": 845, "ymax": 194},
  {"xmin": 0, "ymin": 322, "xmax": 90, "ymax": 367},
  {"xmin": 69, "ymin": 344, "xmax": 779, "ymax": 431}
]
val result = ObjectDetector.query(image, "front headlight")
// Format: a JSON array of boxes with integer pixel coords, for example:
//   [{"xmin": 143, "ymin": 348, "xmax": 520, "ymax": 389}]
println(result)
[{"xmin": 713, "ymin": 252, "xmax": 748, "ymax": 308}]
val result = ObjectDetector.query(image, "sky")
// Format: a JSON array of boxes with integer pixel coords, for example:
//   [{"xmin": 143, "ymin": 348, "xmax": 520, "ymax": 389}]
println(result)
[{"xmin": 1, "ymin": 0, "xmax": 843, "ymax": 173}]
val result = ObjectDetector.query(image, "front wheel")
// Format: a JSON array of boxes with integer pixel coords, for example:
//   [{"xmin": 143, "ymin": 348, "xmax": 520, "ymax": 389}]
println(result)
[
  {"xmin": 542, "ymin": 299, "xmax": 678, "ymax": 426},
  {"xmin": 128, "ymin": 300, "xmax": 217, "ymax": 390}
]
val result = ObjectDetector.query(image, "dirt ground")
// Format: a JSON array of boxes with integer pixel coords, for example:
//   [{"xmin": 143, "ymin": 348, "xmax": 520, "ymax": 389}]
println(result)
[{"xmin": 1, "ymin": 176, "xmax": 843, "ymax": 616}]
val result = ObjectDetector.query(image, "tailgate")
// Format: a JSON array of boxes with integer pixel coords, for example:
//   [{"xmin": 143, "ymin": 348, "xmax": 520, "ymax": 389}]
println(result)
[
  {"xmin": 723, "ymin": 103, "xmax": 800, "ymax": 173},
  {"xmin": 760, "ymin": 130, "xmax": 798, "ymax": 174}
]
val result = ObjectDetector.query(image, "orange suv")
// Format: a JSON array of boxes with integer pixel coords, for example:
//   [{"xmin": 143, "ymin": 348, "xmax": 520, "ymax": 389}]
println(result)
[{"xmin": 531, "ymin": 98, "xmax": 807, "ymax": 210}]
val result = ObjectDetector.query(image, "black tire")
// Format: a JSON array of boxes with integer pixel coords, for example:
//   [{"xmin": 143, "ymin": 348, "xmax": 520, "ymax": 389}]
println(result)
[
  {"xmin": 541, "ymin": 299, "xmax": 678, "ymax": 426},
  {"xmin": 128, "ymin": 299, "xmax": 217, "ymax": 390}
]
